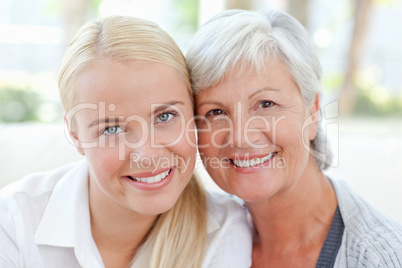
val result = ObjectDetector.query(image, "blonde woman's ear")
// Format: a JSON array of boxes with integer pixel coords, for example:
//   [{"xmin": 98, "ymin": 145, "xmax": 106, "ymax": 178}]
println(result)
[{"xmin": 64, "ymin": 114, "xmax": 85, "ymax": 156}]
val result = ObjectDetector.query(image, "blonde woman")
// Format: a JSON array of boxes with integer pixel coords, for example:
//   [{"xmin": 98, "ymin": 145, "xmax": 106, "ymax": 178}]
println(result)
[{"xmin": 0, "ymin": 16, "xmax": 252, "ymax": 268}]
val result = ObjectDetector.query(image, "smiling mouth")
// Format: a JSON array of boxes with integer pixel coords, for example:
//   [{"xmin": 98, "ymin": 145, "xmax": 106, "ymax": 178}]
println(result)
[
  {"xmin": 231, "ymin": 153, "xmax": 277, "ymax": 168},
  {"xmin": 128, "ymin": 169, "xmax": 172, "ymax": 183}
]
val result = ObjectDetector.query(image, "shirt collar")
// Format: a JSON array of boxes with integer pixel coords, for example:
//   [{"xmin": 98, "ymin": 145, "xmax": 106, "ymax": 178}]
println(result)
[
  {"xmin": 34, "ymin": 161, "xmax": 219, "ymax": 266},
  {"xmin": 34, "ymin": 160, "xmax": 103, "ymax": 267}
]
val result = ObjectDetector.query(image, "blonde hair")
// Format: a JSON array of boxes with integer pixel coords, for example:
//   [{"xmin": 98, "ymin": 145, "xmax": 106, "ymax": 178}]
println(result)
[
  {"xmin": 59, "ymin": 15, "xmax": 192, "ymax": 111},
  {"xmin": 58, "ymin": 15, "xmax": 207, "ymax": 267}
]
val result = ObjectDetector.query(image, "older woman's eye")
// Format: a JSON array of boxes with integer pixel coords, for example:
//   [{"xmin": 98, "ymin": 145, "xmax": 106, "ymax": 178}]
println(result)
[
  {"xmin": 259, "ymin": 100, "xmax": 275, "ymax": 108},
  {"xmin": 206, "ymin": 109, "xmax": 226, "ymax": 117},
  {"xmin": 103, "ymin": 126, "xmax": 123, "ymax": 135}
]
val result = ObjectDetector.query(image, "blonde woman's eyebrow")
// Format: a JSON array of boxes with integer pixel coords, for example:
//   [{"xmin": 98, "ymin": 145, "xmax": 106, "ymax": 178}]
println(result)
[
  {"xmin": 150, "ymin": 101, "xmax": 185, "ymax": 116},
  {"xmin": 88, "ymin": 117, "xmax": 124, "ymax": 128},
  {"xmin": 87, "ymin": 101, "xmax": 185, "ymax": 127}
]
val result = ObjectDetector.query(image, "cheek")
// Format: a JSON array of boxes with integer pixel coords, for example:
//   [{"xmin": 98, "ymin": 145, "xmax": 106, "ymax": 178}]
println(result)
[
  {"xmin": 154, "ymin": 126, "xmax": 183, "ymax": 145},
  {"xmin": 275, "ymin": 114, "xmax": 304, "ymax": 140},
  {"xmin": 172, "ymin": 141, "xmax": 197, "ymax": 179},
  {"xmin": 186, "ymin": 121, "xmax": 197, "ymax": 148},
  {"xmin": 197, "ymin": 131, "xmax": 217, "ymax": 159},
  {"xmin": 178, "ymin": 135, "xmax": 197, "ymax": 159},
  {"xmin": 181, "ymin": 118, "xmax": 197, "ymax": 154},
  {"xmin": 197, "ymin": 130, "xmax": 210, "ymax": 146},
  {"xmin": 165, "ymin": 113, "xmax": 197, "ymax": 155},
  {"xmin": 156, "ymin": 114, "xmax": 196, "ymax": 146},
  {"xmin": 198, "ymin": 124, "xmax": 230, "ymax": 153},
  {"xmin": 274, "ymin": 118, "xmax": 312, "ymax": 168},
  {"xmin": 85, "ymin": 147, "xmax": 122, "ymax": 176},
  {"xmin": 170, "ymin": 123, "xmax": 197, "ymax": 163}
]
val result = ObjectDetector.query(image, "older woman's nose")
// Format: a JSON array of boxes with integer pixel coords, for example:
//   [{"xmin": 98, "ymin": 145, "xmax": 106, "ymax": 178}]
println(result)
[{"xmin": 229, "ymin": 114, "xmax": 267, "ymax": 149}]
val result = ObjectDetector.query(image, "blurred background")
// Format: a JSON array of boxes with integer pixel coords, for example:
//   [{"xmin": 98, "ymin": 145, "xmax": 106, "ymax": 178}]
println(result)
[{"xmin": 1, "ymin": 0, "xmax": 402, "ymax": 221}]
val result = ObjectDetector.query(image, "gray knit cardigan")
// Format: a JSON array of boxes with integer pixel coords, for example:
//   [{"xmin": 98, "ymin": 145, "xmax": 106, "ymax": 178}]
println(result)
[{"xmin": 331, "ymin": 178, "xmax": 402, "ymax": 267}]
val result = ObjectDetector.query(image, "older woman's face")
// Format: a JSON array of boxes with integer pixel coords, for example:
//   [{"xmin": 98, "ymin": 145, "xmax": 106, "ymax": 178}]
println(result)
[{"xmin": 195, "ymin": 60, "xmax": 318, "ymax": 202}]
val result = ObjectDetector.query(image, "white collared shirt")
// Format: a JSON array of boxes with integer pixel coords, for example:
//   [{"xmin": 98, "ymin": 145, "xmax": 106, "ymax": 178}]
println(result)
[{"xmin": 0, "ymin": 161, "xmax": 252, "ymax": 268}]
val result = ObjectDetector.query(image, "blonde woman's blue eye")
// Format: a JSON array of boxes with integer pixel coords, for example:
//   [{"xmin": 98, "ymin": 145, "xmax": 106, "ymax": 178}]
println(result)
[
  {"xmin": 159, "ymin": 114, "xmax": 170, "ymax": 121},
  {"xmin": 156, "ymin": 112, "xmax": 174, "ymax": 123},
  {"xmin": 104, "ymin": 126, "xmax": 122, "ymax": 135}
]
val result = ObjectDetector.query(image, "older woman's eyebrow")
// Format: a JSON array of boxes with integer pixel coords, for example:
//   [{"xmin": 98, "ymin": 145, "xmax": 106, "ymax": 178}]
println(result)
[
  {"xmin": 88, "ymin": 117, "xmax": 124, "ymax": 128},
  {"xmin": 196, "ymin": 101, "xmax": 224, "ymax": 109},
  {"xmin": 150, "ymin": 101, "xmax": 185, "ymax": 116},
  {"xmin": 248, "ymin": 87, "xmax": 280, "ymax": 100}
]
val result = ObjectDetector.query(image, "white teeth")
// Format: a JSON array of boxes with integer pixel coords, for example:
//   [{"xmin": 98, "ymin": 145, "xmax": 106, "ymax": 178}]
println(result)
[
  {"xmin": 232, "ymin": 153, "xmax": 275, "ymax": 168},
  {"xmin": 154, "ymin": 174, "xmax": 161, "ymax": 183},
  {"xmin": 132, "ymin": 169, "xmax": 170, "ymax": 184}
]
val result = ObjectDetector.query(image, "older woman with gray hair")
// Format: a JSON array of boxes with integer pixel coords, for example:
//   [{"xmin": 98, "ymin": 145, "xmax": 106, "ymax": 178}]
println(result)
[{"xmin": 187, "ymin": 8, "xmax": 402, "ymax": 267}]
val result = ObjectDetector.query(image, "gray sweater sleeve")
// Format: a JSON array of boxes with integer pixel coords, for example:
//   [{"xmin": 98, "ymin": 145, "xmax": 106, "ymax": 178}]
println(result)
[{"xmin": 330, "ymin": 178, "xmax": 402, "ymax": 268}]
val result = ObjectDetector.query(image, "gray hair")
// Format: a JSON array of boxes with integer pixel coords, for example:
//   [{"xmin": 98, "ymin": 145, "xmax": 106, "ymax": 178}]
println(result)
[{"xmin": 186, "ymin": 9, "xmax": 332, "ymax": 170}]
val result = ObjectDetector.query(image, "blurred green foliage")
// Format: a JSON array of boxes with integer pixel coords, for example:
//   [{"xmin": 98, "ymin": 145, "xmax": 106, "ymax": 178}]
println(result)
[
  {"xmin": 0, "ymin": 88, "xmax": 43, "ymax": 122},
  {"xmin": 323, "ymin": 71, "xmax": 402, "ymax": 117},
  {"xmin": 1, "ymin": 0, "xmax": 400, "ymax": 123},
  {"xmin": 45, "ymin": 0, "xmax": 101, "ymax": 16},
  {"xmin": 354, "ymin": 87, "xmax": 402, "ymax": 117},
  {"xmin": 354, "ymin": 93, "xmax": 402, "ymax": 116},
  {"xmin": 322, "ymin": 72, "xmax": 344, "ymax": 93},
  {"xmin": 173, "ymin": 0, "xmax": 198, "ymax": 31}
]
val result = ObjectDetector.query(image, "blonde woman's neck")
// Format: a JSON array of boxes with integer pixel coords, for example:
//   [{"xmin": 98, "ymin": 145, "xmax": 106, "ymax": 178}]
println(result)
[{"xmin": 88, "ymin": 177, "xmax": 158, "ymax": 268}]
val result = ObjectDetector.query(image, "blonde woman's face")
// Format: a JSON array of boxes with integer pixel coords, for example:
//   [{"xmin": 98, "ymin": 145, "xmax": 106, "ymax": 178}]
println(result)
[{"xmin": 69, "ymin": 60, "xmax": 196, "ymax": 216}]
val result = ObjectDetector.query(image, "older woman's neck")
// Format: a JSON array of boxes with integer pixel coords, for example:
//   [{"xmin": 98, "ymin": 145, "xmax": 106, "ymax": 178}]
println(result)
[{"xmin": 246, "ymin": 159, "xmax": 337, "ymax": 252}]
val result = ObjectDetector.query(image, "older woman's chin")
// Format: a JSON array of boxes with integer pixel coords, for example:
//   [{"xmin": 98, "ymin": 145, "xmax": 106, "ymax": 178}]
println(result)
[{"xmin": 212, "ymin": 178, "xmax": 283, "ymax": 203}]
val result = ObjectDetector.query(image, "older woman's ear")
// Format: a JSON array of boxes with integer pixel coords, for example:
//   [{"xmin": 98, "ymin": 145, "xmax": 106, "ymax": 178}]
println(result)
[
  {"xmin": 307, "ymin": 93, "xmax": 320, "ymax": 141},
  {"xmin": 64, "ymin": 114, "xmax": 85, "ymax": 156}
]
